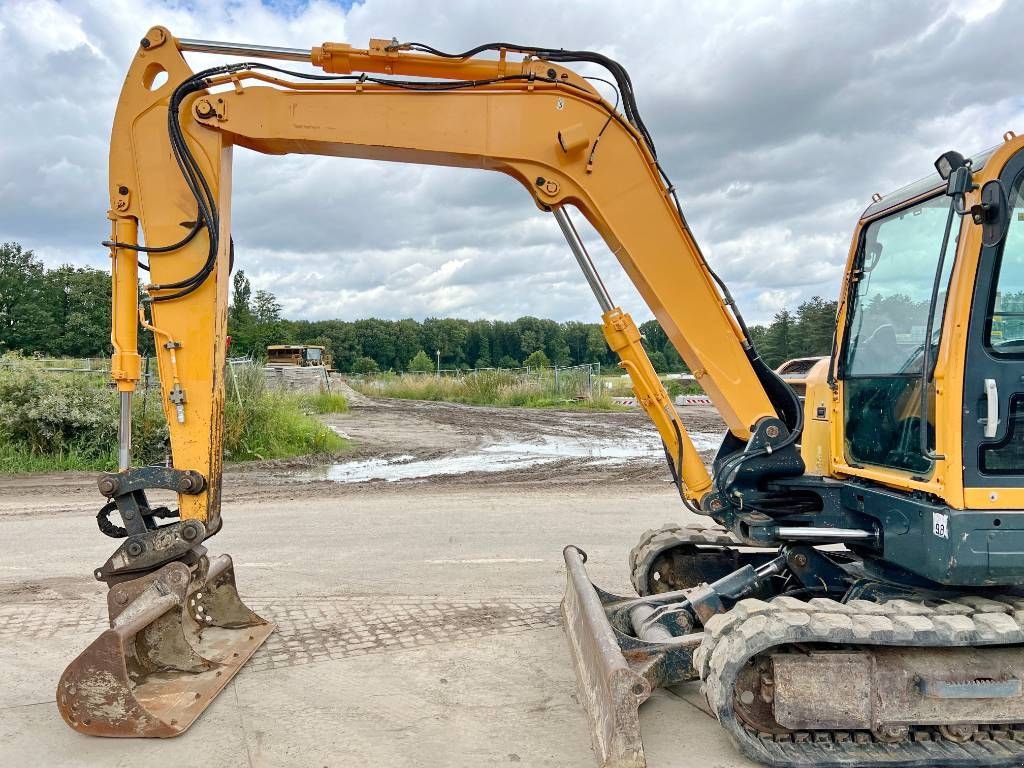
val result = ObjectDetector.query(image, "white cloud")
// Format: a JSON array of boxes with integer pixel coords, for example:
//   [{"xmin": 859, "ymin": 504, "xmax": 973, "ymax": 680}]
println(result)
[{"xmin": 2, "ymin": 0, "xmax": 1024, "ymax": 326}]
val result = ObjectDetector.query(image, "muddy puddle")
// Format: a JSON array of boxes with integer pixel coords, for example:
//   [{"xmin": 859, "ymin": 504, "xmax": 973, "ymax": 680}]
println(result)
[{"xmin": 304, "ymin": 430, "xmax": 722, "ymax": 484}]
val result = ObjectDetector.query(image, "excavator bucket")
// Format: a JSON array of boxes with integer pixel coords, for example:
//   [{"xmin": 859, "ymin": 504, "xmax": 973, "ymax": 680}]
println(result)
[
  {"xmin": 57, "ymin": 554, "xmax": 274, "ymax": 737},
  {"xmin": 560, "ymin": 546, "xmax": 699, "ymax": 768}
]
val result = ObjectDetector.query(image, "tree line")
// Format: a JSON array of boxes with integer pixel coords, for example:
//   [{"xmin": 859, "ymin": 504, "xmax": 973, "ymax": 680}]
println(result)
[{"xmin": 0, "ymin": 242, "xmax": 838, "ymax": 372}]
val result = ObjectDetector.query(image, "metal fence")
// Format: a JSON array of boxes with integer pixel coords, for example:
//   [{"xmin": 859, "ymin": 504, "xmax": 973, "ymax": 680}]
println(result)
[
  {"xmin": 2, "ymin": 355, "xmax": 162, "ymax": 388},
  {"xmin": 13, "ymin": 356, "xmax": 112, "ymax": 374}
]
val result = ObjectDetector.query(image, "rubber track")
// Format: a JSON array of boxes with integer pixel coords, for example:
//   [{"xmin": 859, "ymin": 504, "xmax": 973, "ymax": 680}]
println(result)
[
  {"xmin": 627, "ymin": 522, "xmax": 740, "ymax": 595},
  {"xmin": 695, "ymin": 594, "xmax": 1024, "ymax": 767}
]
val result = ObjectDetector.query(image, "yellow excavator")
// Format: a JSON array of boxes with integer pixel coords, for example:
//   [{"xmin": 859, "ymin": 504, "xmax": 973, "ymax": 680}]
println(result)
[{"xmin": 61, "ymin": 27, "xmax": 1024, "ymax": 767}]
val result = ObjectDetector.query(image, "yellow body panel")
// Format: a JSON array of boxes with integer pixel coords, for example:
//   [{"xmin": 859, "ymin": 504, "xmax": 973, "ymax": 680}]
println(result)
[{"xmin": 797, "ymin": 358, "xmax": 834, "ymax": 477}]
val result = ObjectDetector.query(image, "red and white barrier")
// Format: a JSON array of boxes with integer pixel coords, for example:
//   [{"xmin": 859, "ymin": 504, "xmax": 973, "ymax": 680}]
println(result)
[
  {"xmin": 675, "ymin": 395, "xmax": 712, "ymax": 406},
  {"xmin": 612, "ymin": 394, "xmax": 712, "ymax": 408}
]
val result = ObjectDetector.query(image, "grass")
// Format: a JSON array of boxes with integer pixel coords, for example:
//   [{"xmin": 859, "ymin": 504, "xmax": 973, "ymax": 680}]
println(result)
[
  {"xmin": 0, "ymin": 442, "xmax": 116, "ymax": 473},
  {"xmin": 222, "ymin": 367, "xmax": 348, "ymax": 461},
  {"xmin": 298, "ymin": 390, "xmax": 349, "ymax": 414},
  {"xmin": 353, "ymin": 370, "xmax": 624, "ymax": 411},
  {"xmin": 0, "ymin": 355, "xmax": 348, "ymax": 473}
]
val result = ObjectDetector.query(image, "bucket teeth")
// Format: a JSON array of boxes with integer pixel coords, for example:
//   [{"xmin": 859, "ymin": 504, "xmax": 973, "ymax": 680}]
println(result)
[{"xmin": 58, "ymin": 555, "xmax": 274, "ymax": 738}]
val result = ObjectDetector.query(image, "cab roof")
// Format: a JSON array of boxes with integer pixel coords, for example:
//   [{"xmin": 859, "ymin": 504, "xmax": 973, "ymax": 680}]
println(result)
[{"xmin": 860, "ymin": 145, "xmax": 997, "ymax": 220}]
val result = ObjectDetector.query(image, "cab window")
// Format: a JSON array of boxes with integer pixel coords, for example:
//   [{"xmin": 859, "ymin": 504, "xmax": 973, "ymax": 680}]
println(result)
[
  {"xmin": 987, "ymin": 174, "xmax": 1024, "ymax": 353},
  {"xmin": 841, "ymin": 195, "xmax": 957, "ymax": 473}
]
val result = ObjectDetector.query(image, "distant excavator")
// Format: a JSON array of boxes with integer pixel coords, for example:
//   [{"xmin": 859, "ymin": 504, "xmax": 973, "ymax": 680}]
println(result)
[{"xmin": 60, "ymin": 27, "xmax": 1024, "ymax": 768}]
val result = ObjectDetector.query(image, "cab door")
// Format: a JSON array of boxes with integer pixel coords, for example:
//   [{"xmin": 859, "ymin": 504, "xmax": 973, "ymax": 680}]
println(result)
[{"xmin": 963, "ymin": 150, "xmax": 1024, "ymax": 492}]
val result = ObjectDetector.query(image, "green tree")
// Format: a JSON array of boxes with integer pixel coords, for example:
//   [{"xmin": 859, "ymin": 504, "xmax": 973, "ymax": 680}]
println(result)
[
  {"xmin": 351, "ymin": 355, "xmax": 380, "ymax": 374},
  {"xmin": 228, "ymin": 271, "xmax": 257, "ymax": 352},
  {"xmin": 523, "ymin": 349, "xmax": 551, "ymax": 369},
  {"xmin": 408, "ymin": 350, "xmax": 434, "ymax": 373},
  {"xmin": 664, "ymin": 344, "xmax": 685, "ymax": 372},
  {"xmin": 793, "ymin": 296, "xmax": 837, "ymax": 356},
  {"xmin": 240, "ymin": 288, "xmax": 291, "ymax": 355},
  {"xmin": 640, "ymin": 319, "xmax": 671, "ymax": 373},
  {"xmin": 421, "ymin": 317, "xmax": 470, "ymax": 368},
  {"xmin": 474, "ymin": 334, "xmax": 492, "ymax": 368},
  {"xmin": 0, "ymin": 243, "xmax": 56, "ymax": 353},
  {"xmin": 252, "ymin": 290, "xmax": 282, "ymax": 324},
  {"xmin": 748, "ymin": 324, "xmax": 767, "ymax": 348},
  {"xmin": 585, "ymin": 326, "xmax": 610, "ymax": 365},
  {"xmin": 354, "ymin": 318, "xmax": 397, "ymax": 370},
  {"xmin": 647, "ymin": 350, "xmax": 668, "ymax": 373},
  {"xmin": 44, "ymin": 266, "xmax": 111, "ymax": 357},
  {"xmin": 231, "ymin": 270, "xmax": 252, "ymax": 318},
  {"xmin": 760, "ymin": 309, "xmax": 795, "ymax": 368},
  {"xmin": 394, "ymin": 319, "xmax": 422, "ymax": 369}
]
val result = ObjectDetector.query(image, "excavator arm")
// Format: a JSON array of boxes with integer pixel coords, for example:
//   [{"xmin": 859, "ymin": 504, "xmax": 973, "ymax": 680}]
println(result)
[{"xmin": 63, "ymin": 26, "xmax": 806, "ymax": 752}]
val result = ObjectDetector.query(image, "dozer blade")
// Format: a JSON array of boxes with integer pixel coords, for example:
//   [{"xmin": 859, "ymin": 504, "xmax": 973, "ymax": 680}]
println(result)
[
  {"xmin": 57, "ymin": 554, "xmax": 274, "ymax": 737},
  {"xmin": 560, "ymin": 546, "xmax": 699, "ymax": 768}
]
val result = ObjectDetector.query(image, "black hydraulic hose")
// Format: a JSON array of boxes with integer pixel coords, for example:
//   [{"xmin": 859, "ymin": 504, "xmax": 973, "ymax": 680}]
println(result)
[{"xmin": 102, "ymin": 219, "xmax": 205, "ymax": 253}]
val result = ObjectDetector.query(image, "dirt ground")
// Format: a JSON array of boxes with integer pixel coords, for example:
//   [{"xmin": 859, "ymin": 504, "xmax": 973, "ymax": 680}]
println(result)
[
  {"xmin": 0, "ymin": 396, "xmax": 726, "ymax": 515},
  {"xmin": 0, "ymin": 396, "xmax": 751, "ymax": 768}
]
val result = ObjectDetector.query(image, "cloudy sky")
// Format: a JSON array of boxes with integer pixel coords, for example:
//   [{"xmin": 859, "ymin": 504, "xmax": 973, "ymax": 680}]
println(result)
[{"xmin": 2, "ymin": 0, "xmax": 1022, "ymax": 325}]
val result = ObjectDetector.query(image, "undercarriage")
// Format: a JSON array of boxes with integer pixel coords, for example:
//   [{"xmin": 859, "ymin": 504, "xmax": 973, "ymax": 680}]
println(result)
[{"xmin": 563, "ymin": 524, "xmax": 1024, "ymax": 768}]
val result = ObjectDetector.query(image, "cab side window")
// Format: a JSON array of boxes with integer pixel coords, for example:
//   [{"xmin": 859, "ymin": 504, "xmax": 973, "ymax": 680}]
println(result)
[{"xmin": 987, "ymin": 176, "xmax": 1024, "ymax": 353}]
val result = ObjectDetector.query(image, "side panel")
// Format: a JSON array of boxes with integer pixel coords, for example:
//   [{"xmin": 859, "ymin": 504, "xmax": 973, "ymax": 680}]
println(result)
[
  {"xmin": 844, "ymin": 483, "xmax": 1024, "ymax": 587},
  {"xmin": 798, "ymin": 359, "xmax": 834, "ymax": 476}
]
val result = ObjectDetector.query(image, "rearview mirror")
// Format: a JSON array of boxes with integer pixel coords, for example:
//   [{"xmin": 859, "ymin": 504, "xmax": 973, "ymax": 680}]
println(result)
[{"xmin": 973, "ymin": 179, "xmax": 1009, "ymax": 248}]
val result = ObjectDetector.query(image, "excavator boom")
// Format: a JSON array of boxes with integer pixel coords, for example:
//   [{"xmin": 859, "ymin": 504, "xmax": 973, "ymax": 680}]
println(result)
[
  {"xmin": 62, "ymin": 26, "xmax": 1024, "ymax": 768},
  {"xmin": 67, "ymin": 25, "xmax": 778, "ymax": 742}
]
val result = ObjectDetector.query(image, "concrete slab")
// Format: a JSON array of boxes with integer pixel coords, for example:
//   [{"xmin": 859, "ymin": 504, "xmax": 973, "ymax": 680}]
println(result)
[{"xmin": 0, "ymin": 483, "xmax": 756, "ymax": 767}]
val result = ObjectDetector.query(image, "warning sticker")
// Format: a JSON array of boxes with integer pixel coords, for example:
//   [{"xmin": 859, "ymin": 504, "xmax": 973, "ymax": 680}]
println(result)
[{"xmin": 933, "ymin": 512, "xmax": 949, "ymax": 539}]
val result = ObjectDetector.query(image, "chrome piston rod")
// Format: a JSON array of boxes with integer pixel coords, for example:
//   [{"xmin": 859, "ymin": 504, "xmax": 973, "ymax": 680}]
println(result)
[
  {"xmin": 553, "ymin": 207, "xmax": 614, "ymax": 313},
  {"xmin": 776, "ymin": 526, "xmax": 877, "ymax": 542},
  {"xmin": 177, "ymin": 37, "xmax": 311, "ymax": 62},
  {"xmin": 117, "ymin": 392, "xmax": 131, "ymax": 471}
]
